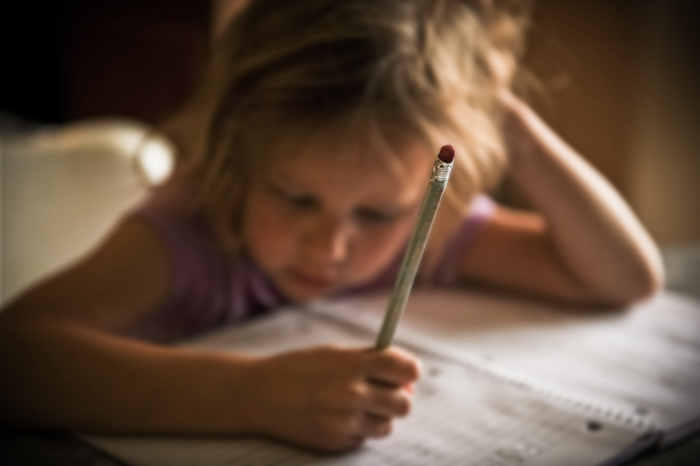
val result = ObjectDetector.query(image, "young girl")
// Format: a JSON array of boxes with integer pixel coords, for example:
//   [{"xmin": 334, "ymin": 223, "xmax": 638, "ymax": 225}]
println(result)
[{"xmin": 0, "ymin": 0, "xmax": 663, "ymax": 453}]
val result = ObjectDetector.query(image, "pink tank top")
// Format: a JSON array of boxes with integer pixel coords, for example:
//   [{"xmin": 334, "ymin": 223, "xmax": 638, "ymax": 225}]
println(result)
[{"xmin": 126, "ymin": 192, "xmax": 494, "ymax": 342}]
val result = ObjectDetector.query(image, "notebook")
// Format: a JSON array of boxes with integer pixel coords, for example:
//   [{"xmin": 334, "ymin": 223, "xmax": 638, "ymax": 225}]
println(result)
[{"xmin": 83, "ymin": 289, "xmax": 700, "ymax": 465}]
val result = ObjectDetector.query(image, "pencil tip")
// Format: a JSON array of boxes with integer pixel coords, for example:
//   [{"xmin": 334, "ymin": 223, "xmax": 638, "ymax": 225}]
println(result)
[{"xmin": 438, "ymin": 145, "xmax": 455, "ymax": 163}]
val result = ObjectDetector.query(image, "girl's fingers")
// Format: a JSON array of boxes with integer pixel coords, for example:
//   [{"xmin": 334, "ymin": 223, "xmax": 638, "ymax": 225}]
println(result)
[
  {"xmin": 363, "ymin": 384, "xmax": 412, "ymax": 418},
  {"xmin": 359, "ymin": 412, "xmax": 393, "ymax": 438},
  {"xmin": 363, "ymin": 347, "xmax": 421, "ymax": 386}
]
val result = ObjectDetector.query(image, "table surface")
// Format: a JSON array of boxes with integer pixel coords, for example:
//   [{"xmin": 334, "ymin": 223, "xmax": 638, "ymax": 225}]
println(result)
[
  {"xmin": 1, "ymin": 426, "xmax": 700, "ymax": 465},
  {"xmin": 3, "ymin": 248, "xmax": 699, "ymax": 465}
]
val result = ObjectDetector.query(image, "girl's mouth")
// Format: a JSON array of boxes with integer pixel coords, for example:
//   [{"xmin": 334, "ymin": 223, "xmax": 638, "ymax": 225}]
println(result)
[{"xmin": 286, "ymin": 268, "xmax": 336, "ymax": 292}]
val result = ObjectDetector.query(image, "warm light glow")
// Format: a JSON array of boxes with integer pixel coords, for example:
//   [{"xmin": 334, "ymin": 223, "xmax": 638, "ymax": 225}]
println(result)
[{"xmin": 137, "ymin": 137, "xmax": 174, "ymax": 185}]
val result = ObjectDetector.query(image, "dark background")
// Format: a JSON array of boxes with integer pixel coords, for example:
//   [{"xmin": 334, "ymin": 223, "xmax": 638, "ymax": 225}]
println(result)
[
  {"xmin": 1, "ymin": 0, "xmax": 699, "ymax": 241},
  {"xmin": 0, "ymin": 0, "xmax": 209, "ymax": 125}
]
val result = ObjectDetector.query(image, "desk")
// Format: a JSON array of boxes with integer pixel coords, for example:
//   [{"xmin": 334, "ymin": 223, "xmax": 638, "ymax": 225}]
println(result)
[
  {"xmin": 2, "ymin": 426, "xmax": 700, "ymax": 465},
  {"xmin": 3, "ymin": 295, "xmax": 699, "ymax": 466},
  {"xmin": 3, "ymin": 247, "xmax": 699, "ymax": 465}
]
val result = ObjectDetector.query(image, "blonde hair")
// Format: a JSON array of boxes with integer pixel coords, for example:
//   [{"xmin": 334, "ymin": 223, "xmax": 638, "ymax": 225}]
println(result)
[{"xmin": 163, "ymin": 0, "xmax": 531, "ymax": 252}]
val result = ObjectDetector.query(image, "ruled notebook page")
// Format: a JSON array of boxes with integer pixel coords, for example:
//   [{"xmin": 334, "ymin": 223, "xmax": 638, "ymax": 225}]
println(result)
[
  {"xmin": 83, "ymin": 309, "xmax": 649, "ymax": 466},
  {"xmin": 332, "ymin": 289, "xmax": 700, "ymax": 448}
]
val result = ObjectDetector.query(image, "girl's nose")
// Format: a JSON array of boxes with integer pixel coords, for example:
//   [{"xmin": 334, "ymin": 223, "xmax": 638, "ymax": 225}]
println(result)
[{"xmin": 303, "ymin": 216, "xmax": 351, "ymax": 266}]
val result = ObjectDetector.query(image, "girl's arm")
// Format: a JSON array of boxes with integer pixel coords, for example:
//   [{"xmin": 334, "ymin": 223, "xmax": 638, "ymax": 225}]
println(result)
[
  {"xmin": 458, "ymin": 92, "xmax": 664, "ymax": 306},
  {"xmin": 0, "ymin": 221, "xmax": 418, "ymax": 452}
]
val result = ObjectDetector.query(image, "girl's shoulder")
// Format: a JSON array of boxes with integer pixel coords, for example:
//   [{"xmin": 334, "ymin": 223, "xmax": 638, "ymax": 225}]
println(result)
[
  {"xmin": 429, "ymin": 194, "xmax": 496, "ymax": 286},
  {"xmin": 127, "ymin": 183, "xmax": 219, "ymax": 251},
  {"xmin": 123, "ymin": 185, "xmax": 284, "ymax": 342}
]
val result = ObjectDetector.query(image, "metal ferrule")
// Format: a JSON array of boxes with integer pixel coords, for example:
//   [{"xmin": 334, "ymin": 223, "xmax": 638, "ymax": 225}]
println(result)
[{"xmin": 431, "ymin": 159, "xmax": 453, "ymax": 182}]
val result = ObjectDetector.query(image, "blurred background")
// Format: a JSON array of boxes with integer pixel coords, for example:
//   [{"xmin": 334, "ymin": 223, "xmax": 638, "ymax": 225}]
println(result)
[
  {"xmin": 0, "ymin": 2, "xmax": 699, "ymax": 462},
  {"xmin": 1, "ymin": 0, "xmax": 699, "ymax": 299}
]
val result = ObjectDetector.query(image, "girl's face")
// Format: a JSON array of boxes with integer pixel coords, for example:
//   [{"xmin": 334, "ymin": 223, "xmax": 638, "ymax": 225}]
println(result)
[{"xmin": 243, "ymin": 134, "xmax": 434, "ymax": 301}]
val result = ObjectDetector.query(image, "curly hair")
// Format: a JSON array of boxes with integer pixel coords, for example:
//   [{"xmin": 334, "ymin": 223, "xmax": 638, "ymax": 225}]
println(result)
[{"xmin": 162, "ymin": 0, "xmax": 532, "ymax": 253}]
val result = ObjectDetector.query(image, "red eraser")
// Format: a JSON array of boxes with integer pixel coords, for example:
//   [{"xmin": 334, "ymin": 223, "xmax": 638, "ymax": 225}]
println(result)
[{"xmin": 438, "ymin": 145, "xmax": 455, "ymax": 163}]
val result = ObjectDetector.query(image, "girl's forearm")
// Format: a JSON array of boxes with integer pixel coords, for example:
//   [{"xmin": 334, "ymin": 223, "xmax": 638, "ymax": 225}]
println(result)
[
  {"xmin": 0, "ymin": 320, "xmax": 257, "ymax": 434},
  {"xmin": 0, "ymin": 319, "xmax": 421, "ymax": 452},
  {"xmin": 501, "ymin": 94, "xmax": 664, "ymax": 303}
]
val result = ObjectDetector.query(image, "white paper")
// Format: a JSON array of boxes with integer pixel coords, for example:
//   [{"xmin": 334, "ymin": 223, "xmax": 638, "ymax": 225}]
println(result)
[
  {"xmin": 85, "ymin": 306, "xmax": 649, "ymax": 466},
  {"xmin": 322, "ymin": 289, "xmax": 700, "ymax": 445}
]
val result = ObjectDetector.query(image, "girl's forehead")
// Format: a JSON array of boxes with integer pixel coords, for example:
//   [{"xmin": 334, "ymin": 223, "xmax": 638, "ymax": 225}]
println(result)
[
  {"xmin": 269, "ymin": 127, "xmax": 432, "ymax": 177},
  {"xmin": 266, "ymin": 132, "xmax": 434, "ymax": 203}
]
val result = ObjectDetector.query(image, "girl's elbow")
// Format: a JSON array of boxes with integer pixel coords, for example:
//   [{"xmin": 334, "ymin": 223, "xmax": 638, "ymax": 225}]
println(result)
[
  {"xmin": 608, "ymin": 259, "xmax": 665, "ymax": 306},
  {"xmin": 646, "ymin": 258, "xmax": 666, "ymax": 296},
  {"xmin": 637, "ymin": 249, "xmax": 666, "ymax": 299}
]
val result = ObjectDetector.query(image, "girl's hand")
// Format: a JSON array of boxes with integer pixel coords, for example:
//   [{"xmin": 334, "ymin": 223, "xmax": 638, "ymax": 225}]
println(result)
[
  {"xmin": 495, "ymin": 90, "xmax": 540, "ymax": 170},
  {"xmin": 487, "ymin": 47, "xmax": 517, "ymax": 94},
  {"xmin": 243, "ymin": 345, "xmax": 420, "ymax": 452},
  {"xmin": 486, "ymin": 45, "xmax": 537, "ymax": 166}
]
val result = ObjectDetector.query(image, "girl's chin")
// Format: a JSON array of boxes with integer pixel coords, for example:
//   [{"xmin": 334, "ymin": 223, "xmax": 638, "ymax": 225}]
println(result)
[
  {"xmin": 281, "ymin": 285, "xmax": 334, "ymax": 303},
  {"xmin": 278, "ymin": 271, "xmax": 339, "ymax": 301}
]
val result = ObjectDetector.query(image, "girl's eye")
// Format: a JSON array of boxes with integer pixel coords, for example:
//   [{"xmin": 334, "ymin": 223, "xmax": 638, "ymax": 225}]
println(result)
[
  {"xmin": 285, "ymin": 194, "xmax": 318, "ymax": 210},
  {"xmin": 354, "ymin": 208, "xmax": 398, "ymax": 224},
  {"xmin": 268, "ymin": 182, "xmax": 318, "ymax": 210}
]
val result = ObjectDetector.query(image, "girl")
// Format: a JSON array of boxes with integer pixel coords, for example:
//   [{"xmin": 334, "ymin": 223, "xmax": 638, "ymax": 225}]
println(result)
[{"xmin": 0, "ymin": 0, "xmax": 663, "ymax": 453}]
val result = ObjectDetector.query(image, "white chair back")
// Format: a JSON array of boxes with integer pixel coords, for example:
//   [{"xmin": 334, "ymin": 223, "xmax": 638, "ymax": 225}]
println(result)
[{"xmin": 0, "ymin": 119, "xmax": 174, "ymax": 304}]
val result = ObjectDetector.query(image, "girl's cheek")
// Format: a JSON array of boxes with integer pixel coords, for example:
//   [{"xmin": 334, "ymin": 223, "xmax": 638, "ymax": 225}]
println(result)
[
  {"xmin": 246, "ymin": 197, "xmax": 298, "ymax": 259},
  {"xmin": 353, "ymin": 226, "xmax": 408, "ymax": 272}
]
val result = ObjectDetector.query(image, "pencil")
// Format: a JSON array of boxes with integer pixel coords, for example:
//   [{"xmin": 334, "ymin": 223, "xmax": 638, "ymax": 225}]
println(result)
[{"xmin": 375, "ymin": 145, "xmax": 455, "ymax": 349}]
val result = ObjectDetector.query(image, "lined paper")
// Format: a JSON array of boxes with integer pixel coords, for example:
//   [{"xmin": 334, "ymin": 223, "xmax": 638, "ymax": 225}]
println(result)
[
  {"xmin": 84, "ymin": 308, "xmax": 648, "ymax": 466},
  {"xmin": 326, "ymin": 290, "xmax": 700, "ymax": 446}
]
